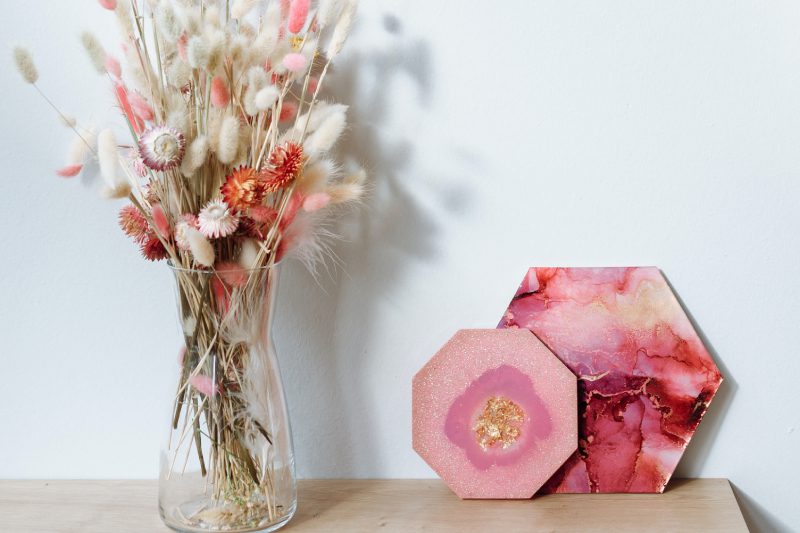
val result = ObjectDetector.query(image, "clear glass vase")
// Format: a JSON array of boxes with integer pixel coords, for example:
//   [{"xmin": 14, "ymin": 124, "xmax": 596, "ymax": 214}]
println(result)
[{"xmin": 159, "ymin": 264, "xmax": 296, "ymax": 533}]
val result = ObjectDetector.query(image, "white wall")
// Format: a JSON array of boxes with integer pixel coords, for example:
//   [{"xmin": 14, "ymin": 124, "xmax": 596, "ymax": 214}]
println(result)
[{"xmin": 1, "ymin": 1, "xmax": 798, "ymax": 531}]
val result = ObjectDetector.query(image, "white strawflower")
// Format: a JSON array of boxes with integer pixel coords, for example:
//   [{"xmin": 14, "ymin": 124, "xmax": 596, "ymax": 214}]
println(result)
[
  {"xmin": 198, "ymin": 199, "xmax": 239, "ymax": 238},
  {"xmin": 138, "ymin": 126, "xmax": 186, "ymax": 171}
]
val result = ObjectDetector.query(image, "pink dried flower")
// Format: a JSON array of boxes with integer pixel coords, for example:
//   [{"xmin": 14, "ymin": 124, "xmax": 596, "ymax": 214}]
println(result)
[
  {"xmin": 302, "ymin": 192, "xmax": 330, "ymax": 212},
  {"xmin": 98, "ymin": 0, "xmax": 117, "ymax": 10},
  {"xmin": 114, "ymin": 83, "xmax": 144, "ymax": 135},
  {"xmin": 263, "ymin": 142, "xmax": 304, "ymax": 192},
  {"xmin": 288, "ymin": 0, "xmax": 310, "ymax": 33},
  {"xmin": 138, "ymin": 126, "xmax": 186, "ymax": 171},
  {"xmin": 177, "ymin": 34, "xmax": 188, "ymax": 63},
  {"xmin": 181, "ymin": 213, "xmax": 199, "ymax": 227},
  {"xmin": 128, "ymin": 149, "xmax": 148, "ymax": 177},
  {"xmin": 215, "ymin": 261, "xmax": 248, "ymax": 288},
  {"xmin": 282, "ymin": 53, "xmax": 307, "ymax": 73},
  {"xmin": 239, "ymin": 216, "xmax": 268, "ymax": 240},
  {"xmin": 189, "ymin": 374, "xmax": 218, "ymax": 397},
  {"xmin": 275, "ymin": 212, "xmax": 315, "ymax": 263},
  {"xmin": 198, "ymin": 199, "xmax": 239, "ymax": 239},
  {"xmin": 211, "ymin": 275, "xmax": 231, "ymax": 315},
  {"xmin": 141, "ymin": 235, "xmax": 168, "ymax": 261},
  {"xmin": 128, "ymin": 92, "xmax": 154, "ymax": 122},
  {"xmin": 119, "ymin": 205, "xmax": 149, "ymax": 243},
  {"xmin": 178, "ymin": 345, "xmax": 187, "ymax": 366},
  {"xmin": 210, "ymin": 76, "xmax": 230, "ymax": 108},
  {"xmin": 143, "ymin": 183, "xmax": 158, "ymax": 204},
  {"xmin": 151, "ymin": 204, "xmax": 171, "ymax": 238},
  {"xmin": 105, "ymin": 55, "xmax": 121, "ymax": 78},
  {"xmin": 280, "ymin": 191, "xmax": 304, "ymax": 230},
  {"xmin": 279, "ymin": 100, "xmax": 297, "ymax": 122},
  {"xmin": 56, "ymin": 164, "xmax": 83, "ymax": 178},
  {"xmin": 249, "ymin": 205, "xmax": 278, "ymax": 224}
]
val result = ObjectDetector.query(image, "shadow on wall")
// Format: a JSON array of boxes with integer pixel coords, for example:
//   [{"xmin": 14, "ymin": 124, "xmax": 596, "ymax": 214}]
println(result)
[
  {"xmin": 665, "ymin": 272, "xmax": 737, "ymax": 480},
  {"xmin": 274, "ymin": 12, "xmax": 436, "ymax": 477},
  {"xmin": 665, "ymin": 275, "xmax": 790, "ymax": 532},
  {"xmin": 732, "ymin": 483, "xmax": 794, "ymax": 533}
]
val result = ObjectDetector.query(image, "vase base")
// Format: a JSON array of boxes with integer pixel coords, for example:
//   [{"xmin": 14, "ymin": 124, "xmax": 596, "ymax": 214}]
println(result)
[{"xmin": 161, "ymin": 499, "xmax": 297, "ymax": 533}]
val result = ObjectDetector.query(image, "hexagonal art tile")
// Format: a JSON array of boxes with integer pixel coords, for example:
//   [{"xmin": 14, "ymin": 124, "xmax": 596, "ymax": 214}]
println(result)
[
  {"xmin": 498, "ymin": 267, "xmax": 723, "ymax": 493},
  {"xmin": 413, "ymin": 329, "xmax": 577, "ymax": 499}
]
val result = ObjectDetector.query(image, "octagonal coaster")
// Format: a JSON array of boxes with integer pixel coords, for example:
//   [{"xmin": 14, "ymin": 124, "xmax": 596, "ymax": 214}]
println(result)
[
  {"xmin": 498, "ymin": 267, "xmax": 723, "ymax": 493},
  {"xmin": 412, "ymin": 328, "xmax": 577, "ymax": 499}
]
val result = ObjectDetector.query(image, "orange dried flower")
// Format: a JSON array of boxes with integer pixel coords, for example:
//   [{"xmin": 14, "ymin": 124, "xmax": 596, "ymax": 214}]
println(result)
[
  {"xmin": 262, "ymin": 142, "xmax": 304, "ymax": 193},
  {"xmin": 220, "ymin": 166, "xmax": 265, "ymax": 212}
]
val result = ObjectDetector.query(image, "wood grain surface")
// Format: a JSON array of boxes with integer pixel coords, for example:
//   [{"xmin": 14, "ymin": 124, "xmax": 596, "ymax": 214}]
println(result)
[{"xmin": 0, "ymin": 478, "xmax": 748, "ymax": 532}]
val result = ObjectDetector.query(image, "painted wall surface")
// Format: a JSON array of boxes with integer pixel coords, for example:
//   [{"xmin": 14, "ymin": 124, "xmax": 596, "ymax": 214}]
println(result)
[{"xmin": 1, "ymin": 2, "xmax": 798, "ymax": 531}]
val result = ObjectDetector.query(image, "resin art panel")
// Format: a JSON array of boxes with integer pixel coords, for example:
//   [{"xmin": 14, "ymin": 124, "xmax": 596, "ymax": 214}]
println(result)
[
  {"xmin": 498, "ymin": 267, "xmax": 723, "ymax": 493},
  {"xmin": 413, "ymin": 329, "xmax": 577, "ymax": 499}
]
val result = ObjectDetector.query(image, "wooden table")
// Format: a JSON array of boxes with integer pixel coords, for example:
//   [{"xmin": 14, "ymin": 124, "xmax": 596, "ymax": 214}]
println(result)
[{"xmin": 0, "ymin": 478, "xmax": 747, "ymax": 532}]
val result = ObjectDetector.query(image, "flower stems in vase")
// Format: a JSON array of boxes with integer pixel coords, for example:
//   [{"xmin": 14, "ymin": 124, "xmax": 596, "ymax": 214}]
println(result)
[{"xmin": 14, "ymin": 1, "xmax": 365, "ymax": 531}]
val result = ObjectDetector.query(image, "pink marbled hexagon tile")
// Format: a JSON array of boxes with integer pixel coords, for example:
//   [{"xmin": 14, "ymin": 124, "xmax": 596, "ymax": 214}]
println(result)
[{"xmin": 498, "ymin": 267, "xmax": 723, "ymax": 494}]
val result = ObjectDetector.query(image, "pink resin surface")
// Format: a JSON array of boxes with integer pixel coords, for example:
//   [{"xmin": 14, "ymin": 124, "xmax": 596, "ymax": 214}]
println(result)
[
  {"xmin": 413, "ymin": 329, "xmax": 577, "ymax": 499},
  {"xmin": 498, "ymin": 267, "xmax": 723, "ymax": 493}
]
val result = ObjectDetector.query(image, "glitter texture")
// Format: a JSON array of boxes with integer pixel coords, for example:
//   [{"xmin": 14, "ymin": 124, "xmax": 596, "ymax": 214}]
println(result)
[
  {"xmin": 498, "ymin": 267, "xmax": 723, "ymax": 494},
  {"xmin": 412, "ymin": 329, "xmax": 577, "ymax": 499},
  {"xmin": 474, "ymin": 397, "xmax": 524, "ymax": 450},
  {"xmin": 444, "ymin": 364, "xmax": 551, "ymax": 471}
]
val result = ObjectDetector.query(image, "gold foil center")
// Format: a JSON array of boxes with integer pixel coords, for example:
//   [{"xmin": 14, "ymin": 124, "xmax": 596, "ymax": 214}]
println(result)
[{"xmin": 473, "ymin": 396, "xmax": 525, "ymax": 451}]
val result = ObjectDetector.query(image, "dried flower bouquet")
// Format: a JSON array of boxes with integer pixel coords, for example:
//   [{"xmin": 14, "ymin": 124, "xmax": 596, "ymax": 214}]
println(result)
[{"xmin": 15, "ymin": 0, "xmax": 362, "ymax": 531}]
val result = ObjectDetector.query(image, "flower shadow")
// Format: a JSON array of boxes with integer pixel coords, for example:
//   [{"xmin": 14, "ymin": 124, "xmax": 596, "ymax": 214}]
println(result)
[{"xmin": 274, "ymin": 13, "xmax": 441, "ymax": 478}]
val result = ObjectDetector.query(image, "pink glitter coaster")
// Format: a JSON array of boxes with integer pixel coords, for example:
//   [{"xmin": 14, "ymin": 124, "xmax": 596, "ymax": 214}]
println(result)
[
  {"xmin": 412, "ymin": 329, "xmax": 577, "ymax": 499},
  {"xmin": 498, "ymin": 267, "xmax": 723, "ymax": 493}
]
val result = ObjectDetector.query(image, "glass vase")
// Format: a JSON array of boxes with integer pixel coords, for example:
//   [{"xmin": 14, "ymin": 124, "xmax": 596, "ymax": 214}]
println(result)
[{"xmin": 159, "ymin": 263, "xmax": 296, "ymax": 533}]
